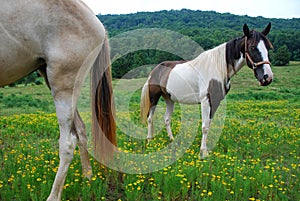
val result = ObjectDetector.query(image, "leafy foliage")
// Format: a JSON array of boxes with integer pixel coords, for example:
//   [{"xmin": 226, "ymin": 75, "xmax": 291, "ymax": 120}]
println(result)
[{"xmin": 271, "ymin": 45, "xmax": 291, "ymax": 66}]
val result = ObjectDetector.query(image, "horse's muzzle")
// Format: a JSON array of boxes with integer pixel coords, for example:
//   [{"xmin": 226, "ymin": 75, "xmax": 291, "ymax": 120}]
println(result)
[{"xmin": 260, "ymin": 74, "xmax": 273, "ymax": 86}]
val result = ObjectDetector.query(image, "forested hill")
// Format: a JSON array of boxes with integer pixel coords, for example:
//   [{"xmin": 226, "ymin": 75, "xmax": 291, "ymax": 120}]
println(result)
[
  {"xmin": 98, "ymin": 9, "xmax": 300, "ymax": 33},
  {"xmin": 95, "ymin": 9, "xmax": 300, "ymax": 77},
  {"xmin": 98, "ymin": 9, "xmax": 300, "ymax": 56}
]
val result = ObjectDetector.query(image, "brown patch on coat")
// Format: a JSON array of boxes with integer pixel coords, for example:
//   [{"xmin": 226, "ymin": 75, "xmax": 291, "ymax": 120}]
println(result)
[
  {"xmin": 225, "ymin": 36, "xmax": 244, "ymax": 77},
  {"xmin": 207, "ymin": 79, "xmax": 225, "ymax": 119},
  {"xmin": 148, "ymin": 60, "xmax": 188, "ymax": 107}
]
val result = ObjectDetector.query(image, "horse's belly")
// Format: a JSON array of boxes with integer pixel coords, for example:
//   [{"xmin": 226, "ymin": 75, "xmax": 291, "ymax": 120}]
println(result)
[
  {"xmin": 0, "ymin": 42, "xmax": 38, "ymax": 86},
  {"xmin": 0, "ymin": 44, "xmax": 38, "ymax": 86},
  {"xmin": 0, "ymin": 26, "xmax": 41, "ymax": 86},
  {"xmin": 166, "ymin": 66, "xmax": 205, "ymax": 104}
]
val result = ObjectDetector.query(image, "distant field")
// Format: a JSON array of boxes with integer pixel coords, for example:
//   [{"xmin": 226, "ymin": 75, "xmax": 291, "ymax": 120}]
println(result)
[
  {"xmin": 0, "ymin": 63, "xmax": 299, "ymax": 200},
  {"xmin": 1, "ymin": 62, "xmax": 299, "ymax": 115}
]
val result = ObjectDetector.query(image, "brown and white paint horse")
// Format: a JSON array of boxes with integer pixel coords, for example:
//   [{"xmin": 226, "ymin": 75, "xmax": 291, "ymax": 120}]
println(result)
[
  {"xmin": 141, "ymin": 23, "xmax": 273, "ymax": 158},
  {"xmin": 1, "ymin": 1, "xmax": 116, "ymax": 200}
]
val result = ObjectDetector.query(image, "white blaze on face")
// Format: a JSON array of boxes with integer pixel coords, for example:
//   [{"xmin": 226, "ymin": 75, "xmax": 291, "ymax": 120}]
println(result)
[{"xmin": 257, "ymin": 40, "xmax": 273, "ymax": 82}]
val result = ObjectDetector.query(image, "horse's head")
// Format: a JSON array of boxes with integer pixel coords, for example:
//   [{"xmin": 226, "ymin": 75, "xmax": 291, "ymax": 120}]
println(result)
[{"xmin": 243, "ymin": 23, "xmax": 274, "ymax": 86}]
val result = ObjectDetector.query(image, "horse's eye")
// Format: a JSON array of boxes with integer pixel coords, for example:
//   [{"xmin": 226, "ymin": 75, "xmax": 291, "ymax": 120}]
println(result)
[{"xmin": 250, "ymin": 46, "xmax": 256, "ymax": 51}]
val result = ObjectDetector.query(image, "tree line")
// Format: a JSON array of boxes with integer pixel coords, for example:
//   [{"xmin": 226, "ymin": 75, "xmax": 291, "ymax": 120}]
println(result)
[{"xmin": 98, "ymin": 9, "xmax": 300, "ymax": 78}]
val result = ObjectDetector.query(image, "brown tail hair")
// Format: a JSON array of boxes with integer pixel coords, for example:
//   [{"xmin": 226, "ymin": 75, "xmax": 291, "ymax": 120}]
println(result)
[
  {"xmin": 91, "ymin": 33, "xmax": 116, "ymax": 163},
  {"xmin": 140, "ymin": 80, "xmax": 151, "ymax": 124}
]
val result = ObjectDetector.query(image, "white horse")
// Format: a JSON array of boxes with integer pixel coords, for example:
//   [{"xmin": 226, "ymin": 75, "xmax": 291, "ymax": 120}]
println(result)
[
  {"xmin": 0, "ymin": 1, "xmax": 116, "ymax": 200},
  {"xmin": 140, "ymin": 23, "xmax": 273, "ymax": 158}
]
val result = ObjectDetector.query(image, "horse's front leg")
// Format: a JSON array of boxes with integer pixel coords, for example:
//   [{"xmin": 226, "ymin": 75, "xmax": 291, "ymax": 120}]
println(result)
[{"xmin": 200, "ymin": 97, "xmax": 211, "ymax": 159}]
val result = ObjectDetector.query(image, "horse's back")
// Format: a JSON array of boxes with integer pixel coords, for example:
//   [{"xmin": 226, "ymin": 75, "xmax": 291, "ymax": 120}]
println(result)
[{"xmin": 0, "ymin": 0, "xmax": 104, "ymax": 86}]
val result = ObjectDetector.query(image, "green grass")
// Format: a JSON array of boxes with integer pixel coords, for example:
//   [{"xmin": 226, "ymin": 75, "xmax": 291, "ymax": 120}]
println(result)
[
  {"xmin": 0, "ymin": 63, "xmax": 299, "ymax": 200},
  {"xmin": 0, "ymin": 84, "xmax": 55, "ymax": 115}
]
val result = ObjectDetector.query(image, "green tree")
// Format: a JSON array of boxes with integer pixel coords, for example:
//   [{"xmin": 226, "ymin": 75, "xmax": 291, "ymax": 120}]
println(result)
[{"xmin": 271, "ymin": 45, "xmax": 291, "ymax": 66}]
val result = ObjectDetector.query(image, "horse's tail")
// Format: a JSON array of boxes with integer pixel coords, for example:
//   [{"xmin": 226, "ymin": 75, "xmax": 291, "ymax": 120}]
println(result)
[
  {"xmin": 91, "ymin": 33, "xmax": 116, "ymax": 163},
  {"xmin": 140, "ymin": 78, "xmax": 151, "ymax": 124}
]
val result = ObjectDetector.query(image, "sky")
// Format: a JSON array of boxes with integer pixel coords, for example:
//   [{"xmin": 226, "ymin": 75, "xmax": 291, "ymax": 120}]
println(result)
[{"xmin": 82, "ymin": 0, "xmax": 300, "ymax": 19}]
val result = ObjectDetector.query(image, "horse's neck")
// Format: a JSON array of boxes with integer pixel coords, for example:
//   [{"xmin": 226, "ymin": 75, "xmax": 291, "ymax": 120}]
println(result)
[
  {"xmin": 228, "ymin": 55, "xmax": 245, "ymax": 78},
  {"xmin": 190, "ymin": 42, "xmax": 246, "ymax": 82},
  {"xmin": 226, "ymin": 37, "xmax": 246, "ymax": 79}
]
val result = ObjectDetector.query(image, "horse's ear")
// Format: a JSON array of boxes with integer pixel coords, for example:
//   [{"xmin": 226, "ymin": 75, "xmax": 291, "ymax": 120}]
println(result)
[
  {"xmin": 262, "ymin": 22, "xmax": 271, "ymax": 36},
  {"xmin": 243, "ymin": 24, "xmax": 250, "ymax": 37}
]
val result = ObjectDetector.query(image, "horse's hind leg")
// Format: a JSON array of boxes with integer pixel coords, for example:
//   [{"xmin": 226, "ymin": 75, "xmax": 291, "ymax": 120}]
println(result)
[
  {"xmin": 47, "ymin": 90, "xmax": 77, "ymax": 201},
  {"xmin": 147, "ymin": 106, "xmax": 156, "ymax": 143},
  {"xmin": 40, "ymin": 65, "xmax": 92, "ymax": 194},
  {"xmin": 39, "ymin": 66, "xmax": 80, "ymax": 198},
  {"xmin": 74, "ymin": 109, "xmax": 92, "ymax": 179},
  {"xmin": 39, "ymin": 65, "xmax": 91, "ymax": 178},
  {"xmin": 164, "ymin": 98, "xmax": 175, "ymax": 140},
  {"xmin": 45, "ymin": 65, "xmax": 81, "ymax": 201}
]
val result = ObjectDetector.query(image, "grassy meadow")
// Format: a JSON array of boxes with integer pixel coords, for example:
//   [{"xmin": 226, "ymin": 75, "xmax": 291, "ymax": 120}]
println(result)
[{"xmin": 0, "ymin": 62, "xmax": 299, "ymax": 200}]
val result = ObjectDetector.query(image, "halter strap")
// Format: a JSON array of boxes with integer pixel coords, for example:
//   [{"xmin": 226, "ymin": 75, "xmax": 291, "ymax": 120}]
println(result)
[{"xmin": 244, "ymin": 36, "xmax": 271, "ymax": 70}]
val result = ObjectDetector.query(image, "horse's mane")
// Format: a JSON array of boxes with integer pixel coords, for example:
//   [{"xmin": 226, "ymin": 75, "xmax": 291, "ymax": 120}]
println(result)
[
  {"xmin": 190, "ymin": 43, "xmax": 228, "ymax": 80},
  {"xmin": 225, "ymin": 36, "xmax": 244, "ymax": 69}
]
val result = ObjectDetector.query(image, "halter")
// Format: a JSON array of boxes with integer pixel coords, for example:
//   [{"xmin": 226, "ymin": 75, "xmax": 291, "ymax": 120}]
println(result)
[{"xmin": 244, "ymin": 36, "xmax": 271, "ymax": 70}]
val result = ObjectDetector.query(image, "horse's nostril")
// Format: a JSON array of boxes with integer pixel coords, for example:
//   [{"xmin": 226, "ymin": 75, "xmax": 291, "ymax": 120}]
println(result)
[{"xmin": 263, "ymin": 74, "xmax": 269, "ymax": 80}]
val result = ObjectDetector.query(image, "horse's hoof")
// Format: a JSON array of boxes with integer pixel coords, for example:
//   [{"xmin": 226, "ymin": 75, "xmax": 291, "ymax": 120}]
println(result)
[
  {"xmin": 147, "ymin": 138, "xmax": 153, "ymax": 144},
  {"xmin": 169, "ymin": 136, "xmax": 174, "ymax": 141},
  {"xmin": 199, "ymin": 149, "xmax": 209, "ymax": 159}
]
